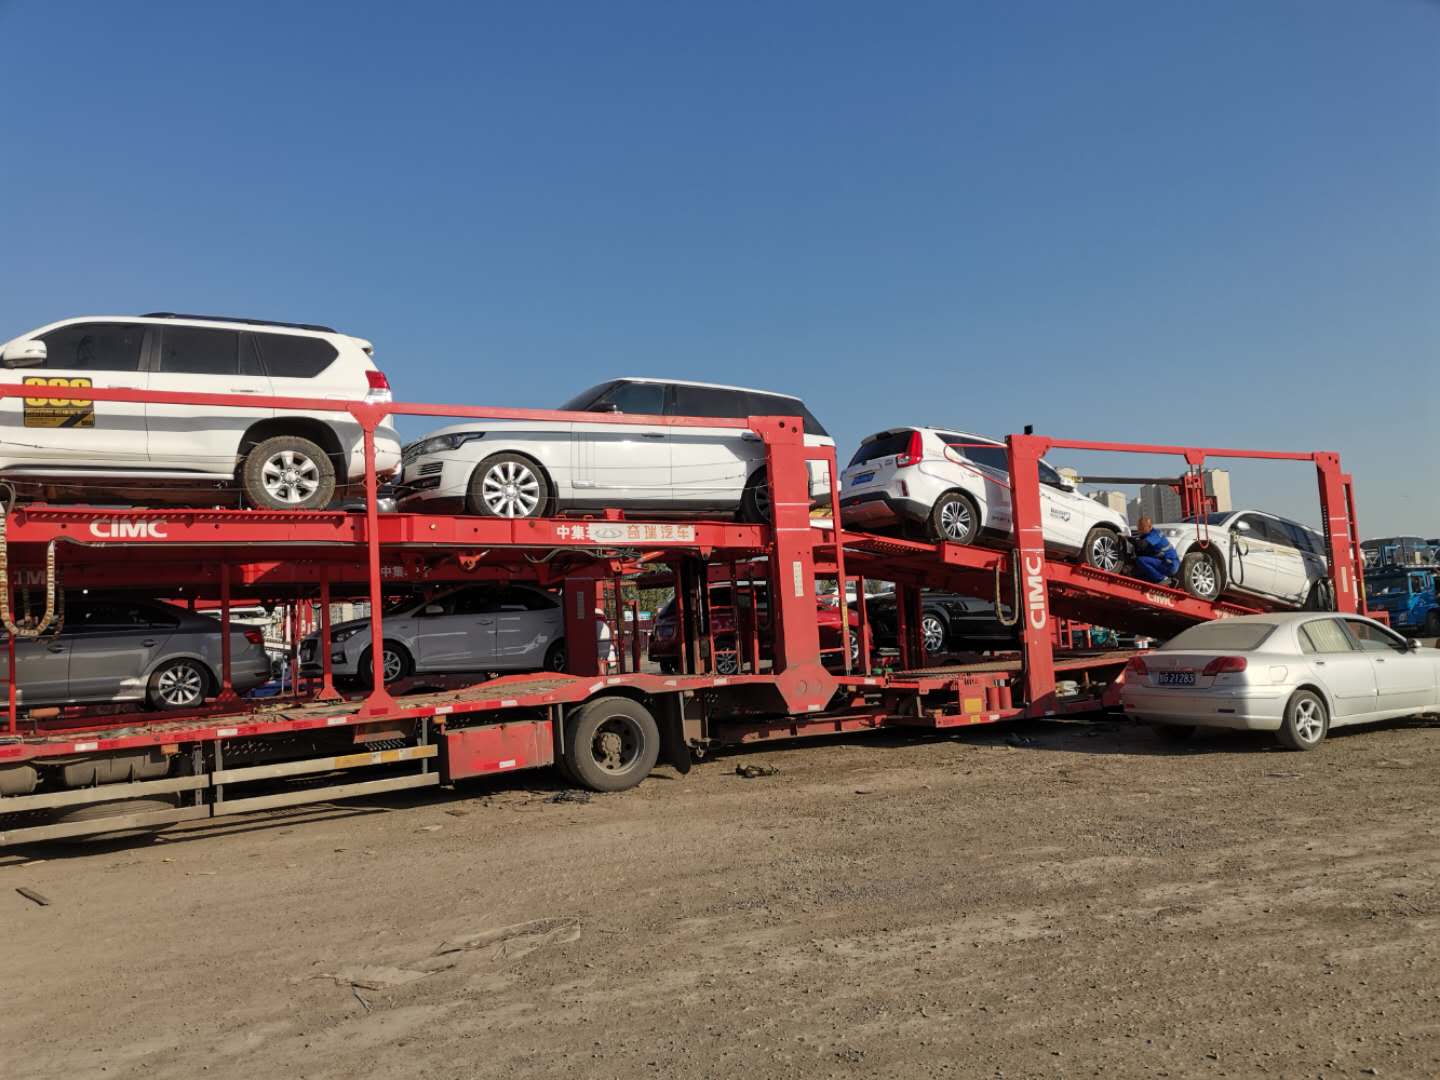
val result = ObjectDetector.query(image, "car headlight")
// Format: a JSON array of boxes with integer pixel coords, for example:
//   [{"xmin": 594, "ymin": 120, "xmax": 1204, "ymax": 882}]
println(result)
[
  {"xmin": 408, "ymin": 432, "xmax": 486, "ymax": 457},
  {"xmin": 331, "ymin": 626, "xmax": 366, "ymax": 644}
]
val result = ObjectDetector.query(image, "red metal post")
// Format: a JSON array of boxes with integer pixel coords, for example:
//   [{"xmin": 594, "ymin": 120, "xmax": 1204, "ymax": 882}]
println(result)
[
  {"xmin": 824, "ymin": 445, "xmax": 852, "ymax": 673},
  {"xmin": 630, "ymin": 598, "xmax": 641, "ymax": 672},
  {"xmin": 358, "ymin": 422, "xmax": 397, "ymax": 715},
  {"xmin": 562, "ymin": 576, "xmax": 601, "ymax": 676},
  {"xmin": 6, "ymin": 634, "xmax": 15, "ymax": 735},
  {"xmin": 895, "ymin": 582, "xmax": 912, "ymax": 670},
  {"xmin": 218, "ymin": 563, "xmax": 235, "ymax": 702},
  {"xmin": 316, "ymin": 573, "xmax": 341, "ymax": 702},
  {"xmin": 1006, "ymin": 434, "xmax": 1058, "ymax": 715},
  {"xmin": 1315, "ymin": 452, "xmax": 1362, "ymax": 614},
  {"xmin": 288, "ymin": 602, "xmax": 300, "ymax": 699},
  {"xmin": 854, "ymin": 575, "xmax": 871, "ymax": 676}
]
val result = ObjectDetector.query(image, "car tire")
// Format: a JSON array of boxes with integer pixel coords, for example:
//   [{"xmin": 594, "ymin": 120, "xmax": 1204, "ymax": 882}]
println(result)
[
  {"xmin": 1303, "ymin": 579, "xmax": 1336, "ymax": 612},
  {"xmin": 561, "ymin": 696, "xmax": 661, "ymax": 793},
  {"xmin": 359, "ymin": 641, "xmax": 413, "ymax": 687},
  {"xmin": 1179, "ymin": 549, "xmax": 1225, "ymax": 601},
  {"xmin": 1082, "ymin": 525, "xmax": 1126, "ymax": 574},
  {"xmin": 658, "ymin": 659, "xmax": 680, "ymax": 675},
  {"xmin": 146, "ymin": 658, "xmax": 212, "ymax": 711},
  {"xmin": 1276, "ymin": 689, "xmax": 1329, "ymax": 751},
  {"xmin": 927, "ymin": 491, "xmax": 980, "ymax": 545},
  {"xmin": 242, "ymin": 435, "xmax": 337, "ymax": 511},
  {"xmin": 920, "ymin": 611, "xmax": 948, "ymax": 655},
  {"xmin": 713, "ymin": 639, "xmax": 741, "ymax": 676},
  {"xmin": 739, "ymin": 469, "xmax": 771, "ymax": 524},
  {"xmin": 1153, "ymin": 722, "xmax": 1197, "ymax": 743},
  {"xmin": 466, "ymin": 453, "xmax": 550, "ymax": 518},
  {"xmin": 544, "ymin": 639, "xmax": 567, "ymax": 673}
]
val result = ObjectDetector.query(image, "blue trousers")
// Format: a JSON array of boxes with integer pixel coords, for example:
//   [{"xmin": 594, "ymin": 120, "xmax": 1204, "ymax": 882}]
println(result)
[{"xmin": 1134, "ymin": 555, "xmax": 1175, "ymax": 583}]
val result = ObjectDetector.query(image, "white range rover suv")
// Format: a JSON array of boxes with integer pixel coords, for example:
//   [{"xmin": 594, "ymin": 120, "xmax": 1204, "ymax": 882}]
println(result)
[
  {"xmin": 839, "ymin": 427, "xmax": 1130, "ymax": 570},
  {"xmin": 1159, "ymin": 510, "xmax": 1331, "ymax": 608},
  {"xmin": 396, "ymin": 378, "xmax": 834, "ymax": 520},
  {"xmin": 0, "ymin": 314, "xmax": 401, "ymax": 510}
]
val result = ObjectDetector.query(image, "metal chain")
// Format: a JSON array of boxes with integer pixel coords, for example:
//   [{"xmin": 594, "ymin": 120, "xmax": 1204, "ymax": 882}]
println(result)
[{"xmin": 0, "ymin": 489, "xmax": 63, "ymax": 638}]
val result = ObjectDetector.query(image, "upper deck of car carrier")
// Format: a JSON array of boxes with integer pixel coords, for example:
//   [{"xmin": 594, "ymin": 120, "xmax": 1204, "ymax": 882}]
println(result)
[{"xmin": 0, "ymin": 382, "xmax": 1369, "ymax": 845}]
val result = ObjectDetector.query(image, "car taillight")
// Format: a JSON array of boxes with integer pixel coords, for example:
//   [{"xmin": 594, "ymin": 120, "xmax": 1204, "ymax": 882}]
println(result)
[
  {"xmin": 1202, "ymin": 655, "xmax": 1247, "ymax": 675},
  {"xmin": 365, "ymin": 370, "xmax": 393, "ymax": 402},
  {"xmin": 243, "ymin": 629, "xmax": 265, "ymax": 646},
  {"xmin": 896, "ymin": 430, "xmax": 924, "ymax": 468},
  {"xmin": 1125, "ymin": 655, "xmax": 1148, "ymax": 676}
]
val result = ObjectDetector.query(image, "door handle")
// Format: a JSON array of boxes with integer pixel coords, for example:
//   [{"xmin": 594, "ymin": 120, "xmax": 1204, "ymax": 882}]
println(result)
[
  {"xmin": 229, "ymin": 387, "xmax": 259, "ymax": 393},
  {"xmin": 641, "ymin": 432, "xmax": 666, "ymax": 439},
  {"xmin": 46, "ymin": 644, "xmax": 64, "ymax": 653},
  {"xmin": 142, "ymin": 639, "xmax": 157, "ymax": 647},
  {"xmin": 740, "ymin": 432, "xmax": 762, "ymax": 442}
]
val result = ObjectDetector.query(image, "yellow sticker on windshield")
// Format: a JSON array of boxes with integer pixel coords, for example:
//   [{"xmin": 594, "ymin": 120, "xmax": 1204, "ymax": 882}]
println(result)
[{"xmin": 23, "ymin": 376, "xmax": 95, "ymax": 428}]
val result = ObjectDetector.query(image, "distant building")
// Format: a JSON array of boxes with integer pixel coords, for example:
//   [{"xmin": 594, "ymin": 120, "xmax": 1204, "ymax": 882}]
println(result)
[
  {"xmin": 1126, "ymin": 497, "xmax": 1142, "ymax": 526},
  {"xmin": 1139, "ymin": 469, "xmax": 1233, "ymax": 522},
  {"xmin": 1090, "ymin": 490, "xmax": 1128, "ymax": 516}
]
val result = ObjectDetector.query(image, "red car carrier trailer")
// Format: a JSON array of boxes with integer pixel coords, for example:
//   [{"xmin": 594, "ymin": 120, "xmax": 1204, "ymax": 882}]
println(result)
[{"xmin": 0, "ymin": 383, "xmax": 1368, "ymax": 846}]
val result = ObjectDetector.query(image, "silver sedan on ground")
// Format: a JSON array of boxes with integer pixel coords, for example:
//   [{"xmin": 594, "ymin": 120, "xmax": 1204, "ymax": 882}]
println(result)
[{"xmin": 1121, "ymin": 612, "xmax": 1440, "ymax": 750}]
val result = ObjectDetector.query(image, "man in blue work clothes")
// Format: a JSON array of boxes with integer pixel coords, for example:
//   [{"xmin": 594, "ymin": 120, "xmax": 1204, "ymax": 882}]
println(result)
[{"xmin": 1132, "ymin": 516, "xmax": 1180, "ymax": 585}]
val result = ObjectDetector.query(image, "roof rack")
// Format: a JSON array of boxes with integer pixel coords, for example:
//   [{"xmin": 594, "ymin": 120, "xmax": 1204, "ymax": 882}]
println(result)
[{"xmin": 140, "ymin": 312, "xmax": 338, "ymax": 333}]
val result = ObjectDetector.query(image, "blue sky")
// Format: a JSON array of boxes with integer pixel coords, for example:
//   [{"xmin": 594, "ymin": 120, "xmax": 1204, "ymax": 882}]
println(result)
[{"xmin": 1, "ymin": 0, "xmax": 1436, "ymax": 533}]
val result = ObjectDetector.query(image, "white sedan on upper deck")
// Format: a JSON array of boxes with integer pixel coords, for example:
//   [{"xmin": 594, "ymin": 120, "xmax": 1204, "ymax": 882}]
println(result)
[{"xmin": 1122, "ymin": 612, "xmax": 1440, "ymax": 750}]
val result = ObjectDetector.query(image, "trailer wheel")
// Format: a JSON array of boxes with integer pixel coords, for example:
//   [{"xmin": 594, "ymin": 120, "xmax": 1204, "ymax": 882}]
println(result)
[
  {"xmin": 927, "ymin": 491, "xmax": 979, "ymax": 545},
  {"xmin": 1180, "ymin": 550, "xmax": 1224, "ymax": 600},
  {"xmin": 52, "ymin": 795, "xmax": 180, "ymax": 843},
  {"xmin": 562, "ymin": 696, "xmax": 660, "ymax": 793}
]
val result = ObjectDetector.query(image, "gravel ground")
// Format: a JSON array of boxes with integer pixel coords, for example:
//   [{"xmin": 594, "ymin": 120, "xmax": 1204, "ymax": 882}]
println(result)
[{"xmin": 3, "ymin": 714, "xmax": 1438, "ymax": 1079}]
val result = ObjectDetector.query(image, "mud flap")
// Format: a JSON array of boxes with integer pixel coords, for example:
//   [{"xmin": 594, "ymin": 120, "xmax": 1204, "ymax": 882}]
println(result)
[{"xmin": 656, "ymin": 695, "xmax": 691, "ymax": 775}]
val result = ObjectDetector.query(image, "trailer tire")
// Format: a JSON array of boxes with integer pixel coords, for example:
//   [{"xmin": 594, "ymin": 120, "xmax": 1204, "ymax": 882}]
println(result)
[
  {"xmin": 242, "ymin": 435, "xmax": 337, "ymax": 511},
  {"xmin": 1180, "ymin": 550, "xmax": 1225, "ymax": 601},
  {"xmin": 562, "ymin": 696, "xmax": 660, "ymax": 793},
  {"xmin": 53, "ymin": 795, "xmax": 180, "ymax": 843}
]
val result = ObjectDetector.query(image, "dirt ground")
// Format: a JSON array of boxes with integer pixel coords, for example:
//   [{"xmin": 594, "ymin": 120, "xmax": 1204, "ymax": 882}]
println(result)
[{"xmin": 3, "ymin": 714, "xmax": 1439, "ymax": 1080}]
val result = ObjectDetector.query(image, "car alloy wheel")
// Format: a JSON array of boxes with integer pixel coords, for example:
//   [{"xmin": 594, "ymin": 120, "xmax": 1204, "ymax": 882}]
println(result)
[
  {"xmin": 939, "ymin": 499, "xmax": 973, "ymax": 542},
  {"xmin": 481, "ymin": 460, "xmax": 542, "ymax": 517},
  {"xmin": 381, "ymin": 648, "xmax": 405, "ymax": 683},
  {"xmin": 155, "ymin": 661, "xmax": 206, "ymax": 709},
  {"xmin": 921, "ymin": 614, "xmax": 946, "ymax": 654},
  {"xmin": 1088, "ymin": 532, "xmax": 1123, "ymax": 572},
  {"xmin": 1291, "ymin": 696, "xmax": 1324, "ymax": 744},
  {"xmin": 1187, "ymin": 559, "xmax": 1218, "ymax": 597},
  {"xmin": 261, "ymin": 449, "xmax": 322, "ymax": 505},
  {"xmin": 715, "ymin": 649, "xmax": 741, "ymax": 676}
]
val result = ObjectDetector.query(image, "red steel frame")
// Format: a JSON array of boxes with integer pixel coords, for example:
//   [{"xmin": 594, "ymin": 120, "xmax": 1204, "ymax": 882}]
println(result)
[{"xmin": 0, "ymin": 381, "xmax": 1367, "ymax": 845}]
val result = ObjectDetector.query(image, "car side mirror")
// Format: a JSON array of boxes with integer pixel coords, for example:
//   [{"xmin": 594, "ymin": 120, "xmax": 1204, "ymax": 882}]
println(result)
[
  {"xmin": 422, "ymin": 603, "xmax": 445, "ymax": 616},
  {"xmin": 1233, "ymin": 521, "xmax": 1251, "ymax": 534},
  {"xmin": 1407, "ymin": 638, "xmax": 1422, "ymax": 651},
  {"xmin": 591, "ymin": 402, "xmax": 621, "ymax": 413},
  {"xmin": 1, "ymin": 339, "xmax": 46, "ymax": 368}
]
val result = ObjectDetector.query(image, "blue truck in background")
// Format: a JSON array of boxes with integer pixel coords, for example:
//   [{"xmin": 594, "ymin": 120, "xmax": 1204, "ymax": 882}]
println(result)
[{"xmin": 1365, "ymin": 565, "xmax": 1440, "ymax": 637}]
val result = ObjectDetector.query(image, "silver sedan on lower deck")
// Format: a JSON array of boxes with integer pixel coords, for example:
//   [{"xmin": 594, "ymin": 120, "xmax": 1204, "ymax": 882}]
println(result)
[{"xmin": 1121, "ymin": 612, "xmax": 1440, "ymax": 750}]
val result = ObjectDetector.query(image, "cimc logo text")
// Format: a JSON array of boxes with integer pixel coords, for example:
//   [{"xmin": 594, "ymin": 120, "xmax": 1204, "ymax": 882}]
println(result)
[
  {"xmin": 88, "ymin": 520, "xmax": 169, "ymax": 540},
  {"xmin": 1023, "ymin": 552, "xmax": 1047, "ymax": 630}
]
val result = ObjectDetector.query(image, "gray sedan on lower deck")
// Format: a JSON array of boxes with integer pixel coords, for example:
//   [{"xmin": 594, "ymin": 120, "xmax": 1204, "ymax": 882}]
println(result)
[
  {"xmin": 1121, "ymin": 612, "xmax": 1440, "ymax": 750},
  {"xmin": 2, "ymin": 597, "xmax": 271, "ymax": 710}
]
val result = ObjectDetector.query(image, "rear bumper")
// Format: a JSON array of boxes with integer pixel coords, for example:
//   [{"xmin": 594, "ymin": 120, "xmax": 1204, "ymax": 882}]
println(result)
[
  {"xmin": 839, "ymin": 491, "xmax": 930, "ymax": 529},
  {"xmin": 1120, "ymin": 684, "xmax": 1287, "ymax": 731}
]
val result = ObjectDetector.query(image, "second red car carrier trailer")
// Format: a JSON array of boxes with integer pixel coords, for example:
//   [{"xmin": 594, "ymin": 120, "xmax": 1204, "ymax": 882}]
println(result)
[{"xmin": 0, "ymin": 384, "xmax": 1367, "ymax": 845}]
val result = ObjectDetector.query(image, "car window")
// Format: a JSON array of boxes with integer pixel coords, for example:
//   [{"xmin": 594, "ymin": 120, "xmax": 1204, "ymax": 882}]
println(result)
[
  {"xmin": 1298, "ymin": 618, "xmax": 1355, "ymax": 654},
  {"xmin": 1038, "ymin": 461, "xmax": 1065, "ymax": 487},
  {"xmin": 849, "ymin": 430, "xmax": 915, "ymax": 466},
  {"xmin": 1162, "ymin": 621, "xmax": 1277, "ymax": 651},
  {"xmin": 252, "ymin": 333, "xmax": 338, "ymax": 379},
  {"xmin": 1344, "ymin": 618, "xmax": 1406, "ymax": 653},
  {"xmin": 1253, "ymin": 517, "xmax": 1294, "ymax": 547},
  {"xmin": 557, "ymin": 381, "xmax": 616, "ymax": 411},
  {"xmin": 141, "ymin": 604, "xmax": 182, "ymax": 629},
  {"xmin": 743, "ymin": 392, "xmax": 828, "ymax": 437},
  {"xmin": 963, "ymin": 444, "xmax": 1011, "ymax": 473},
  {"xmin": 494, "ymin": 586, "xmax": 556, "ymax": 611},
  {"xmin": 593, "ymin": 381, "xmax": 665, "ymax": 415},
  {"xmin": 672, "ymin": 385, "xmax": 748, "ymax": 420},
  {"xmin": 156, "ymin": 326, "xmax": 243, "ymax": 376},
  {"xmin": 64, "ymin": 601, "xmax": 155, "ymax": 633},
  {"xmin": 37, "ymin": 322, "xmax": 145, "ymax": 372}
]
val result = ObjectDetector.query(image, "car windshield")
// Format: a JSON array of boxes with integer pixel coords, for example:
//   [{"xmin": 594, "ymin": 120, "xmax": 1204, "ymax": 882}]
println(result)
[
  {"xmin": 557, "ymin": 382, "xmax": 615, "ymax": 411},
  {"xmin": 1368, "ymin": 574, "xmax": 1421, "ymax": 596},
  {"xmin": 1160, "ymin": 621, "xmax": 1277, "ymax": 652}
]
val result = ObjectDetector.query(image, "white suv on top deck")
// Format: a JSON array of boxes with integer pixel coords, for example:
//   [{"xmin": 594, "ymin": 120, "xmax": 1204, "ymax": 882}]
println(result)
[
  {"xmin": 839, "ymin": 427, "xmax": 1130, "ymax": 570},
  {"xmin": 396, "ymin": 378, "xmax": 834, "ymax": 520},
  {"xmin": 0, "ymin": 314, "xmax": 401, "ymax": 510}
]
